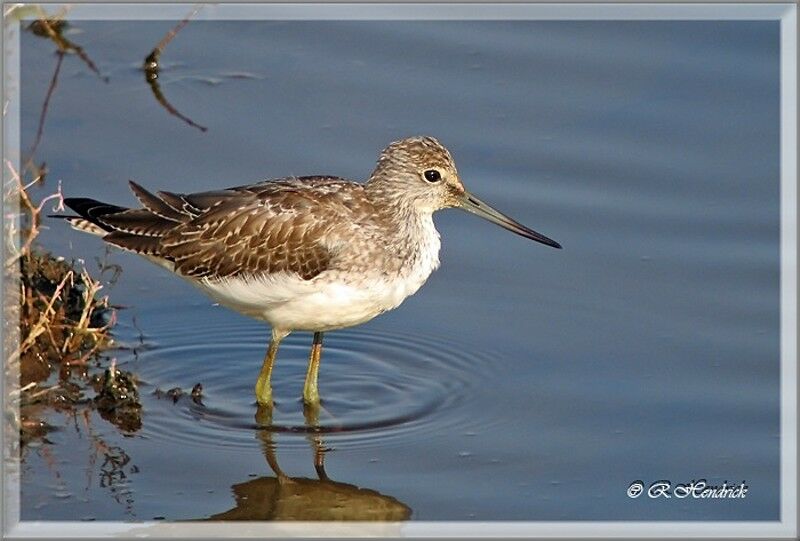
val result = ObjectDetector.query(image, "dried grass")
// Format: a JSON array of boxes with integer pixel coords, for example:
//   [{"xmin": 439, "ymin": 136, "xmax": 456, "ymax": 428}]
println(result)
[{"xmin": 4, "ymin": 160, "xmax": 125, "ymax": 450}]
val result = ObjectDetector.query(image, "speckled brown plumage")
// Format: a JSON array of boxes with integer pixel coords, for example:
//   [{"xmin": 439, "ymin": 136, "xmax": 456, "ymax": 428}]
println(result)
[
  {"xmin": 83, "ymin": 177, "xmax": 369, "ymax": 281},
  {"xmin": 57, "ymin": 135, "xmax": 561, "ymax": 406},
  {"xmin": 62, "ymin": 137, "xmax": 468, "ymax": 285}
]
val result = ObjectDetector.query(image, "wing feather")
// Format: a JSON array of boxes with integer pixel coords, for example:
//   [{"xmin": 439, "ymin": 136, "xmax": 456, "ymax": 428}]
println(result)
[
  {"xmin": 158, "ymin": 178, "xmax": 366, "ymax": 281},
  {"xmin": 99, "ymin": 209, "xmax": 180, "ymax": 237},
  {"xmin": 66, "ymin": 176, "xmax": 370, "ymax": 283}
]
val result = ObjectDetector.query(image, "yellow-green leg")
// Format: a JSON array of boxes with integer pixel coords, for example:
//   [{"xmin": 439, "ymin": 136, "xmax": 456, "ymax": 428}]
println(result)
[
  {"xmin": 303, "ymin": 332, "xmax": 324, "ymax": 405},
  {"xmin": 255, "ymin": 328, "xmax": 288, "ymax": 406}
]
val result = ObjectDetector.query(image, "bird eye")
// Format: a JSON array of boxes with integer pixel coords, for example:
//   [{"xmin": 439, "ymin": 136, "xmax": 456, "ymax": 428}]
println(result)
[{"xmin": 423, "ymin": 169, "xmax": 442, "ymax": 183}]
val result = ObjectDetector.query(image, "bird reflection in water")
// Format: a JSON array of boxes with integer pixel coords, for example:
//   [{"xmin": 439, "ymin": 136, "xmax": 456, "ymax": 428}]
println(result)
[{"xmin": 206, "ymin": 404, "xmax": 411, "ymax": 521}]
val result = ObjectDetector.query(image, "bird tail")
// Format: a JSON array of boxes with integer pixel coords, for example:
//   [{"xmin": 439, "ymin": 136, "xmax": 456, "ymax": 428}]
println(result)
[
  {"xmin": 51, "ymin": 184, "xmax": 182, "ymax": 258},
  {"xmin": 50, "ymin": 198, "xmax": 128, "ymax": 237}
]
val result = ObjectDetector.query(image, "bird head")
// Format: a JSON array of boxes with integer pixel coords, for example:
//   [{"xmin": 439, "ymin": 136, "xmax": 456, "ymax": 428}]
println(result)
[{"xmin": 368, "ymin": 135, "xmax": 561, "ymax": 249}]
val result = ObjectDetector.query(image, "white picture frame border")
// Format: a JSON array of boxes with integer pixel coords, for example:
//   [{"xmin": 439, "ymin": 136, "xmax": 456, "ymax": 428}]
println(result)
[{"xmin": 2, "ymin": 2, "xmax": 796, "ymax": 538}]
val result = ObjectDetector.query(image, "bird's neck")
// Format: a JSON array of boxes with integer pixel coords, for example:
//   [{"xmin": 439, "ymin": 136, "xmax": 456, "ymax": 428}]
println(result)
[
  {"xmin": 364, "ymin": 180, "xmax": 430, "ymax": 227},
  {"xmin": 363, "ymin": 179, "xmax": 441, "ymax": 272},
  {"xmin": 387, "ymin": 205, "xmax": 441, "ymax": 276}
]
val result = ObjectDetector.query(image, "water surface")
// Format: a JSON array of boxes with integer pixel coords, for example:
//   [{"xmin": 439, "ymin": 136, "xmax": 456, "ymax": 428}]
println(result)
[{"xmin": 19, "ymin": 19, "xmax": 780, "ymax": 520}]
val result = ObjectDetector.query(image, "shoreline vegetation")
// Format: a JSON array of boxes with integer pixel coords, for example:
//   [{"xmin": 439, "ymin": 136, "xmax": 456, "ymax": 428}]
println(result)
[
  {"xmin": 8, "ymin": 9, "xmax": 416, "ymax": 522},
  {"xmin": 5, "ymin": 7, "xmax": 205, "ymax": 454},
  {"xmin": 5, "ymin": 165, "xmax": 144, "ymax": 453}
]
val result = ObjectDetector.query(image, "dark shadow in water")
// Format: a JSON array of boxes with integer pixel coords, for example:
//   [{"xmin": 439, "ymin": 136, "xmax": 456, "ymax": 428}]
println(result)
[
  {"xmin": 143, "ymin": 7, "xmax": 208, "ymax": 133},
  {"xmin": 202, "ymin": 405, "xmax": 412, "ymax": 521}
]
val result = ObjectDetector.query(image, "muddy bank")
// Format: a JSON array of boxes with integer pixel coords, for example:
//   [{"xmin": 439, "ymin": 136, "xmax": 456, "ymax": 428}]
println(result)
[{"xmin": 5, "ymin": 175, "xmax": 142, "ymax": 452}]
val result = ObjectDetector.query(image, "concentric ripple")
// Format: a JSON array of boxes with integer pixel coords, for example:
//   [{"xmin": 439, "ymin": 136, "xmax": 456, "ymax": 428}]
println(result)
[{"xmin": 114, "ymin": 304, "xmax": 512, "ymax": 451}]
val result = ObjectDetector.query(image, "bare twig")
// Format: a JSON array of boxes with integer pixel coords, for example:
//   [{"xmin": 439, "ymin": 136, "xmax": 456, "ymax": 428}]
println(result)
[
  {"xmin": 28, "ymin": 50, "xmax": 64, "ymax": 162},
  {"xmin": 14, "ymin": 268, "xmax": 73, "ymax": 361},
  {"xmin": 23, "ymin": 14, "xmax": 108, "ymax": 179},
  {"xmin": 153, "ymin": 5, "xmax": 202, "ymax": 54},
  {"xmin": 29, "ymin": 14, "xmax": 108, "ymax": 82},
  {"xmin": 4, "ymin": 161, "xmax": 63, "ymax": 269},
  {"xmin": 143, "ymin": 75, "xmax": 208, "ymax": 132},
  {"xmin": 143, "ymin": 5, "xmax": 207, "ymax": 132}
]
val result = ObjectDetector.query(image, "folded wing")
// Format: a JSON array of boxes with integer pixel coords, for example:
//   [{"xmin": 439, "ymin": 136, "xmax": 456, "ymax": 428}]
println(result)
[{"xmin": 61, "ymin": 178, "xmax": 364, "ymax": 282}]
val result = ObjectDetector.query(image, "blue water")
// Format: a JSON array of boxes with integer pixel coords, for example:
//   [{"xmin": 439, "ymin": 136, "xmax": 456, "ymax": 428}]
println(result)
[{"xmin": 19, "ymin": 19, "xmax": 780, "ymax": 520}]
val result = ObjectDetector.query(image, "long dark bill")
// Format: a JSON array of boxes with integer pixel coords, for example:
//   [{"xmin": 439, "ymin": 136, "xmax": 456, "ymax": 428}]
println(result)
[{"xmin": 458, "ymin": 192, "xmax": 562, "ymax": 249}]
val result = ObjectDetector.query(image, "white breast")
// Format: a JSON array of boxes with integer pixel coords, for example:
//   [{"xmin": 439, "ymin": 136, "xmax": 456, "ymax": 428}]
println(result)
[{"xmin": 193, "ymin": 215, "xmax": 441, "ymax": 332}]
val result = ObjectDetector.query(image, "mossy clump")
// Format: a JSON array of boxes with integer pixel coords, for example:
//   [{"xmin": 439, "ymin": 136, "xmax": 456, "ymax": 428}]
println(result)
[
  {"xmin": 5, "ymin": 170, "xmax": 138, "ymax": 451},
  {"xmin": 92, "ymin": 364, "xmax": 142, "ymax": 432},
  {"xmin": 19, "ymin": 251, "xmax": 114, "ymax": 386}
]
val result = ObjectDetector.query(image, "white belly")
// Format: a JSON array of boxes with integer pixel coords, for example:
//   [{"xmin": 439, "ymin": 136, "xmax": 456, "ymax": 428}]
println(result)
[
  {"xmin": 194, "ymin": 261, "xmax": 438, "ymax": 332},
  {"xmin": 188, "ymin": 213, "xmax": 441, "ymax": 331}
]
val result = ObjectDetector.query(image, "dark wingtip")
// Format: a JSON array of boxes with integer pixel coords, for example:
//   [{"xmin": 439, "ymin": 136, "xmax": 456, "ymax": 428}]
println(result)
[
  {"xmin": 63, "ymin": 197, "xmax": 96, "ymax": 217},
  {"xmin": 63, "ymin": 198, "xmax": 125, "ymax": 216},
  {"xmin": 128, "ymin": 180, "xmax": 148, "ymax": 200},
  {"xmin": 62, "ymin": 197, "xmax": 127, "ymax": 232}
]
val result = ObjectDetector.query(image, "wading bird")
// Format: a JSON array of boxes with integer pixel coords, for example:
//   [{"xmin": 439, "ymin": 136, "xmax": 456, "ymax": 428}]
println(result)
[{"xmin": 56, "ymin": 136, "xmax": 561, "ymax": 407}]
